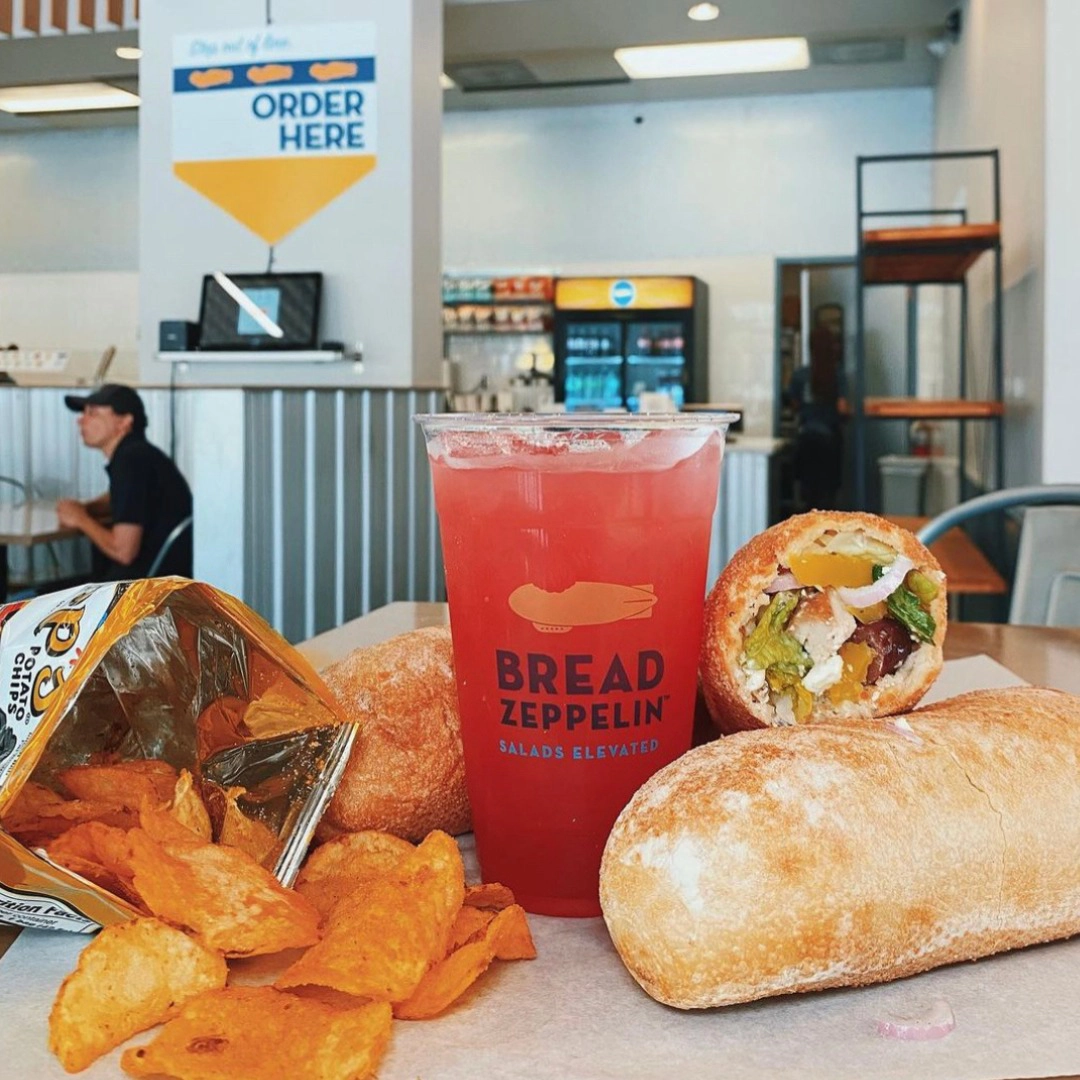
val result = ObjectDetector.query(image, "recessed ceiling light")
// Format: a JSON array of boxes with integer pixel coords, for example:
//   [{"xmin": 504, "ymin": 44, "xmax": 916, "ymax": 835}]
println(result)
[
  {"xmin": 441, "ymin": 72, "xmax": 457, "ymax": 90},
  {"xmin": 0, "ymin": 82, "xmax": 141, "ymax": 115},
  {"xmin": 615, "ymin": 37, "xmax": 810, "ymax": 79},
  {"xmin": 687, "ymin": 3, "xmax": 720, "ymax": 21},
  {"xmin": 115, "ymin": 46, "xmax": 142, "ymax": 60}
]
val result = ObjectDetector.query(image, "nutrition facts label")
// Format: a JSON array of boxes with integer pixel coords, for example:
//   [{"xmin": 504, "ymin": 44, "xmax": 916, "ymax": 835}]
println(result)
[{"xmin": 0, "ymin": 883, "xmax": 98, "ymax": 933}]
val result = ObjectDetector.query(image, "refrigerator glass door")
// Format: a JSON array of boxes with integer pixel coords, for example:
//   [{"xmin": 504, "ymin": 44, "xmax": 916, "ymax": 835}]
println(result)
[
  {"xmin": 624, "ymin": 320, "xmax": 688, "ymax": 412},
  {"xmin": 562, "ymin": 320, "xmax": 624, "ymax": 411}
]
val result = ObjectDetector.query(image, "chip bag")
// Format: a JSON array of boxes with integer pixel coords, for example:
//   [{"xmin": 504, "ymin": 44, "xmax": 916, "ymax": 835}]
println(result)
[{"xmin": 0, "ymin": 580, "xmax": 355, "ymax": 933}]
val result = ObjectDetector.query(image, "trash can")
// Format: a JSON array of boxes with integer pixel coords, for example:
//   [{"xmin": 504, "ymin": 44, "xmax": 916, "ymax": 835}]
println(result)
[{"xmin": 878, "ymin": 454, "xmax": 930, "ymax": 517}]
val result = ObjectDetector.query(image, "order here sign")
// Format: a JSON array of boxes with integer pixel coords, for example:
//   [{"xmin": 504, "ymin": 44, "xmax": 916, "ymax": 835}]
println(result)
[{"xmin": 172, "ymin": 22, "xmax": 379, "ymax": 245}]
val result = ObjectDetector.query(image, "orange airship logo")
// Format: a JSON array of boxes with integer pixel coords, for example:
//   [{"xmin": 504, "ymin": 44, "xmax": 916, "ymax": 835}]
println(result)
[{"xmin": 508, "ymin": 582, "xmax": 657, "ymax": 634}]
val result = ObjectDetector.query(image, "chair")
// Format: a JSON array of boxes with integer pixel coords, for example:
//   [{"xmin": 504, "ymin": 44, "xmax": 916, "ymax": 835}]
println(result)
[
  {"xmin": 147, "ymin": 515, "xmax": 193, "ymax": 577},
  {"xmin": 916, "ymin": 485, "xmax": 1080, "ymax": 627}
]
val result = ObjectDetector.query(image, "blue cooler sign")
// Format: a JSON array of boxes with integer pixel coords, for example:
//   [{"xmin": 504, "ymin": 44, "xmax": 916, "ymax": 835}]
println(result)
[
  {"xmin": 172, "ymin": 22, "xmax": 378, "ymax": 244},
  {"xmin": 610, "ymin": 279, "xmax": 637, "ymax": 308}
]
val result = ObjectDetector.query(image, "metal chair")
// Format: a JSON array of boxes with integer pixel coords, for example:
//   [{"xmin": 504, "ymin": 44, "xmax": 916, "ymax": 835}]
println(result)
[
  {"xmin": 916, "ymin": 485, "xmax": 1080, "ymax": 627},
  {"xmin": 147, "ymin": 515, "xmax": 193, "ymax": 577}
]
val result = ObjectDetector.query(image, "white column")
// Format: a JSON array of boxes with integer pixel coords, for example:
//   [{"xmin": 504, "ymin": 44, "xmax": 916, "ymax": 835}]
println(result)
[
  {"xmin": 1043, "ymin": 0, "xmax": 1080, "ymax": 481},
  {"xmin": 137, "ymin": 0, "xmax": 442, "ymax": 390}
]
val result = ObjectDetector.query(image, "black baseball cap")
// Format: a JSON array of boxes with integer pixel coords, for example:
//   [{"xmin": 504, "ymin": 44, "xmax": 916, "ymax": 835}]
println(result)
[{"xmin": 64, "ymin": 384, "xmax": 147, "ymax": 432}]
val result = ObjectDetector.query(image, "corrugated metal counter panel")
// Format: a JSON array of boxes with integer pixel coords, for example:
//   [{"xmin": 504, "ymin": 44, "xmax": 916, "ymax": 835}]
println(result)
[{"xmin": 244, "ymin": 388, "xmax": 445, "ymax": 643}]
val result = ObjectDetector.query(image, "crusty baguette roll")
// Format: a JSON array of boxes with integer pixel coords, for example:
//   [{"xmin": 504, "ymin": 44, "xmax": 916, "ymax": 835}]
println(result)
[
  {"xmin": 600, "ymin": 687, "xmax": 1080, "ymax": 1009},
  {"xmin": 700, "ymin": 511, "xmax": 946, "ymax": 733},
  {"xmin": 317, "ymin": 626, "xmax": 471, "ymax": 843}
]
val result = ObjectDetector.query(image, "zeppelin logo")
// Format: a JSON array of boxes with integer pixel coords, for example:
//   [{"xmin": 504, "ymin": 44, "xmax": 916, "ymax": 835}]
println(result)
[
  {"xmin": 508, "ymin": 582, "xmax": 656, "ymax": 634},
  {"xmin": 496, "ymin": 649, "xmax": 666, "ymax": 733}
]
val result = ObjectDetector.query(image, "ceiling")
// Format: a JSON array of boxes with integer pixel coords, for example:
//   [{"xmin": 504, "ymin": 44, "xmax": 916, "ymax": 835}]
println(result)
[{"xmin": 0, "ymin": 0, "xmax": 958, "ymax": 133}]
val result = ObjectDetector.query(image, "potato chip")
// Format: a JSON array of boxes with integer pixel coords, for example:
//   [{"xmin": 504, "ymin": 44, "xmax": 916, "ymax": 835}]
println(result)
[
  {"xmin": 218, "ymin": 787, "xmax": 282, "ymax": 867},
  {"xmin": 294, "ymin": 831, "xmax": 414, "ymax": 922},
  {"xmin": 277, "ymin": 830, "xmax": 464, "ymax": 1002},
  {"xmin": 49, "ymin": 917, "xmax": 226, "ymax": 1073},
  {"xmin": 46, "ymin": 821, "xmax": 141, "ymax": 907},
  {"xmin": 446, "ymin": 905, "xmax": 496, "ymax": 953},
  {"xmin": 490, "ymin": 903, "xmax": 538, "ymax": 961},
  {"xmin": 57, "ymin": 760, "xmax": 178, "ymax": 810},
  {"xmin": 127, "ymin": 829, "xmax": 320, "ymax": 956},
  {"xmin": 121, "ymin": 987, "xmax": 391, "ymax": 1080},
  {"xmin": 463, "ymin": 881, "xmax": 516, "ymax": 911},
  {"xmin": 169, "ymin": 770, "xmax": 212, "ymax": 840},
  {"xmin": 2, "ymin": 782, "xmax": 136, "ymax": 846},
  {"xmin": 393, "ymin": 904, "xmax": 534, "ymax": 1021}
]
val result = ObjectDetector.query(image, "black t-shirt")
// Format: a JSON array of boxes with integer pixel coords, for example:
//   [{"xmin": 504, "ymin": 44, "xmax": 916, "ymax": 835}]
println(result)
[{"xmin": 104, "ymin": 433, "xmax": 193, "ymax": 580}]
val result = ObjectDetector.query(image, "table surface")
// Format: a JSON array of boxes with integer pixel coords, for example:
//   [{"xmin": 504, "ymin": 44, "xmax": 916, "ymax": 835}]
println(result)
[
  {"xmin": 4, "ymin": 603, "xmax": 1080, "ymax": 1080},
  {"xmin": 0, "ymin": 501, "xmax": 79, "ymax": 546}
]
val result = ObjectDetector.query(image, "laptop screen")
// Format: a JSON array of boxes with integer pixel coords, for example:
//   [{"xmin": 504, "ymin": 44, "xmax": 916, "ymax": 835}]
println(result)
[{"xmin": 198, "ymin": 272, "xmax": 322, "ymax": 351}]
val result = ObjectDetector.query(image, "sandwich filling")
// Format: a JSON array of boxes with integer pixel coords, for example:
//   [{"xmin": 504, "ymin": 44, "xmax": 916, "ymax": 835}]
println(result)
[{"xmin": 737, "ymin": 530, "xmax": 940, "ymax": 724}]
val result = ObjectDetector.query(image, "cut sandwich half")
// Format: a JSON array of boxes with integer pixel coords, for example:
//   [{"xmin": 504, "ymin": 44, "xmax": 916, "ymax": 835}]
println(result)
[{"xmin": 700, "ymin": 511, "xmax": 946, "ymax": 733}]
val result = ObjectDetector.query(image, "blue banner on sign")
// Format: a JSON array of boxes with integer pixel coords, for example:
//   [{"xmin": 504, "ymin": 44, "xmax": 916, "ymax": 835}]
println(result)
[{"xmin": 173, "ymin": 56, "xmax": 376, "ymax": 93}]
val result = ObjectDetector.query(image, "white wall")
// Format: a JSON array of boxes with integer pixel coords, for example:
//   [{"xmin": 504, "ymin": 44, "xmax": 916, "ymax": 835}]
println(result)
[
  {"xmin": 137, "ymin": 0, "xmax": 442, "ymax": 389},
  {"xmin": 1044, "ymin": 0, "xmax": 1080, "ymax": 482},
  {"xmin": 444, "ymin": 88, "xmax": 934, "ymax": 435},
  {"xmin": 934, "ymin": 0, "xmax": 1047, "ymax": 489}
]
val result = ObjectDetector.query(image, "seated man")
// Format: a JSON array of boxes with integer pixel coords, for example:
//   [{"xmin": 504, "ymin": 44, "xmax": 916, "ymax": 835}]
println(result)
[{"xmin": 57, "ymin": 384, "xmax": 193, "ymax": 580}]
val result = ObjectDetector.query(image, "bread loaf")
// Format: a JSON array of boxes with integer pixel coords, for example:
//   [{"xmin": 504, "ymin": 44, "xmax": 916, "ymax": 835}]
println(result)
[
  {"xmin": 700, "ymin": 511, "xmax": 946, "ymax": 733},
  {"xmin": 600, "ymin": 687, "xmax": 1080, "ymax": 1009},
  {"xmin": 317, "ymin": 626, "xmax": 471, "ymax": 843}
]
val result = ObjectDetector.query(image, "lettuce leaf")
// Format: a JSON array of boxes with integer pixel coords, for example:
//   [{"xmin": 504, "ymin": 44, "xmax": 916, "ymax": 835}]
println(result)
[
  {"xmin": 872, "ymin": 565, "xmax": 937, "ymax": 643},
  {"xmin": 744, "ymin": 593, "xmax": 812, "ymax": 674}
]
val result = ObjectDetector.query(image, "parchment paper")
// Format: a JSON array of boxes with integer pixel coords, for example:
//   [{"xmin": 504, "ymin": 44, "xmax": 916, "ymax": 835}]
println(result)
[{"xmin": 6, "ymin": 655, "xmax": 1078, "ymax": 1080}]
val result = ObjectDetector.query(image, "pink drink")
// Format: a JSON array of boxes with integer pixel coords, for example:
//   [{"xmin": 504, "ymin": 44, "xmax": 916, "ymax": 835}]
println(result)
[{"xmin": 419, "ymin": 415, "xmax": 732, "ymax": 916}]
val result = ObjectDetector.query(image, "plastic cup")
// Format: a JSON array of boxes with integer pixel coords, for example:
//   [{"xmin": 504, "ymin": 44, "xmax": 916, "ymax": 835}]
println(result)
[{"xmin": 416, "ymin": 412, "xmax": 735, "ymax": 917}]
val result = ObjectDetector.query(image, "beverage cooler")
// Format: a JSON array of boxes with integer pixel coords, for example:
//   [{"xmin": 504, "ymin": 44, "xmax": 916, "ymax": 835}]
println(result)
[{"xmin": 553, "ymin": 277, "xmax": 708, "ymax": 412}]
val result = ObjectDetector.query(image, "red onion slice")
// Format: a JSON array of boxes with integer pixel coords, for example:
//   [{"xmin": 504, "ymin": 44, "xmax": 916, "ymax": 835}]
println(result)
[
  {"xmin": 764, "ymin": 571, "xmax": 800, "ymax": 594},
  {"xmin": 836, "ymin": 556, "xmax": 914, "ymax": 609},
  {"xmin": 884, "ymin": 718, "xmax": 923, "ymax": 746},
  {"xmin": 876, "ymin": 999, "xmax": 955, "ymax": 1040}
]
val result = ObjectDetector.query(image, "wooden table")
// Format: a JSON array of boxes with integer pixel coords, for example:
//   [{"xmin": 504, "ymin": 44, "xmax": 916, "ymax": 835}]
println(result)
[
  {"xmin": 888, "ymin": 514, "xmax": 1008, "ymax": 596},
  {"xmin": 5, "ymin": 604, "xmax": 1080, "ymax": 1061},
  {"xmin": 0, "ymin": 501, "xmax": 78, "ymax": 599}
]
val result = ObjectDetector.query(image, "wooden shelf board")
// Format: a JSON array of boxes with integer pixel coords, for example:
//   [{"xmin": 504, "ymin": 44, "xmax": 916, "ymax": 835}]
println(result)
[
  {"xmin": 888, "ymin": 515, "xmax": 1008, "ymax": 596},
  {"xmin": 862, "ymin": 223, "xmax": 1000, "ymax": 284},
  {"xmin": 863, "ymin": 397, "xmax": 1004, "ymax": 419}
]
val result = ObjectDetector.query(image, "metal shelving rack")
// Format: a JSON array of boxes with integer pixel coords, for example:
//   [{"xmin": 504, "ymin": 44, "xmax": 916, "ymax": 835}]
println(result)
[{"xmin": 853, "ymin": 149, "xmax": 1004, "ymax": 509}]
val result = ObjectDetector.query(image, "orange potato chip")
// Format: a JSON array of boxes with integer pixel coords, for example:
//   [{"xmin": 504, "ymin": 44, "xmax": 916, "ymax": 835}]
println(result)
[
  {"xmin": 491, "ymin": 903, "xmax": 538, "ymax": 961},
  {"xmin": 168, "ymin": 770, "xmax": 213, "ymax": 840},
  {"xmin": 446, "ymin": 905, "xmax": 495, "ymax": 954},
  {"xmin": 127, "ymin": 829, "xmax": 320, "ymax": 957},
  {"xmin": 2, "ymin": 782, "xmax": 136, "ymax": 846},
  {"xmin": 294, "ymin": 831, "xmax": 413, "ymax": 922},
  {"xmin": 121, "ymin": 987, "xmax": 391, "ymax": 1080},
  {"xmin": 49, "ymin": 917, "xmax": 226, "ymax": 1072},
  {"xmin": 463, "ymin": 881, "xmax": 516, "ymax": 911},
  {"xmin": 394, "ymin": 904, "xmax": 533, "ymax": 1021},
  {"xmin": 277, "ymin": 830, "xmax": 464, "ymax": 1002},
  {"xmin": 46, "ymin": 821, "xmax": 141, "ymax": 907},
  {"xmin": 218, "ymin": 787, "xmax": 281, "ymax": 867},
  {"xmin": 58, "ymin": 760, "xmax": 178, "ymax": 810}
]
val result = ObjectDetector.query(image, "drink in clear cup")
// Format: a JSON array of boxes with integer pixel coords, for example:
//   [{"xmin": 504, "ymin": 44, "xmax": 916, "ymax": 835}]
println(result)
[{"xmin": 417, "ymin": 413, "xmax": 733, "ymax": 917}]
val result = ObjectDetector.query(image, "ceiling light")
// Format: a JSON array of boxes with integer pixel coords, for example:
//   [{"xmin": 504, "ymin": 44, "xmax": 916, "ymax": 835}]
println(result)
[
  {"xmin": 0, "ymin": 82, "xmax": 141, "ymax": 114},
  {"xmin": 440, "ymin": 72, "xmax": 457, "ymax": 90},
  {"xmin": 687, "ymin": 3, "xmax": 720, "ymax": 21},
  {"xmin": 615, "ymin": 37, "xmax": 810, "ymax": 79},
  {"xmin": 115, "ymin": 46, "xmax": 143, "ymax": 61}
]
